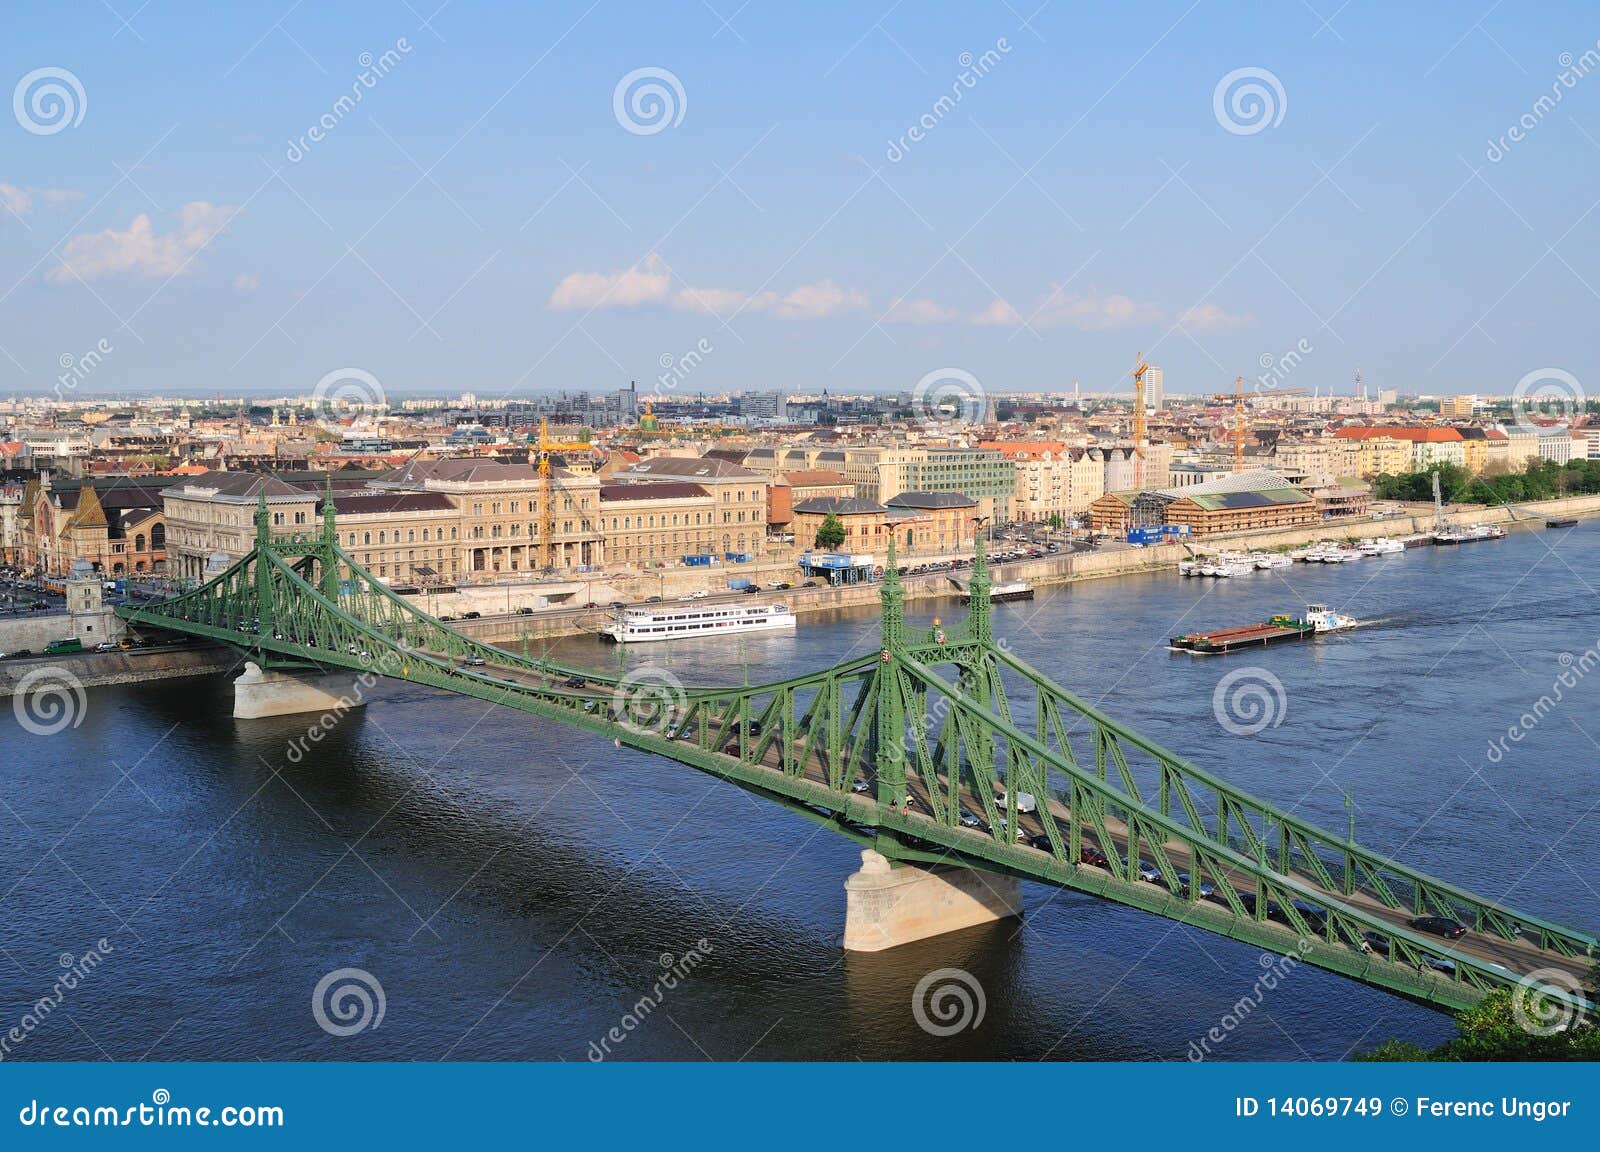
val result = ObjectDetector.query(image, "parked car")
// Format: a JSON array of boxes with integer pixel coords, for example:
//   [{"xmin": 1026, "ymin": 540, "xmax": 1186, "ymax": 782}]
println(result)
[
  {"xmin": 742, "ymin": 585, "xmax": 761, "ymax": 595},
  {"xmin": 1408, "ymin": 915, "xmax": 1467, "ymax": 940},
  {"xmin": 462, "ymin": 611, "xmax": 481, "ymax": 619},
  {"xmin": 94, "ymin": 641, "xmax": 119, "ymax": 652},
  {"xmin": 515, "ymin": 607, "xmax": 534, "ymax": 615}
]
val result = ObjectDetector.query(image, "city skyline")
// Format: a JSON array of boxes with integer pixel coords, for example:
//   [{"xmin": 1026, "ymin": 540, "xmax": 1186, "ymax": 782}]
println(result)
[{"xmin": 5, "ymin": 5, "xmax": 1599, "ymax": 399}]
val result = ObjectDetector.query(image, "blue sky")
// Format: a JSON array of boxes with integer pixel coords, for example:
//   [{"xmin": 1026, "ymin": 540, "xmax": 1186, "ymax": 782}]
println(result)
[{"xmin": 3, "ymin": 1, "xmax": 1598, "ymax": 399}]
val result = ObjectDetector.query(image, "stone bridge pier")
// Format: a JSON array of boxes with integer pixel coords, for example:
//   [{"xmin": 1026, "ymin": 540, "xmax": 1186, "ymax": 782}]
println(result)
[
  {"xmin": 232, "ymin": 661, "xmax": 371, "ymax": 720},
  {"xmin": 843, "ymin": 849, "xmax": 1023, "ymax": 951}
]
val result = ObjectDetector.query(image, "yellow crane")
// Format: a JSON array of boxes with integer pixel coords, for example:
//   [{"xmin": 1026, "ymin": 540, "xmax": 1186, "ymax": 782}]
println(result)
[
  {"xmin": 531, "ymin": 417, "xmax": 600, "ymax": 568},
  {"xmin": 1131, "ymin": 354, "xmax": 1150, "ymax": 486},
  {"xmin": 1210, "ymin": 378, "xmax": 1308, "ymax": 471}
]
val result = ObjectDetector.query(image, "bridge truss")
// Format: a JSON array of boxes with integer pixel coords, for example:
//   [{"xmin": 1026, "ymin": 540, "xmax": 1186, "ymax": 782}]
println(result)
[{"xmin": 118, "ymin": 493, "xmax": 1598, "ymax": 1015}]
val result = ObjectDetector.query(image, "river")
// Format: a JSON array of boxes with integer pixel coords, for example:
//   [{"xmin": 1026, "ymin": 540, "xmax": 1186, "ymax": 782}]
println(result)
[{"xmin": 4, "ymin": 524, "xmax": 1597, "ymax": 1061}]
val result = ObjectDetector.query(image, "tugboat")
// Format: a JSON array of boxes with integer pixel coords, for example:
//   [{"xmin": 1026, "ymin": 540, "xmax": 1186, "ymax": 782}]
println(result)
[{"xmin": 1171, "ymin": 604, "xmax": 1359, "ymax": 654}]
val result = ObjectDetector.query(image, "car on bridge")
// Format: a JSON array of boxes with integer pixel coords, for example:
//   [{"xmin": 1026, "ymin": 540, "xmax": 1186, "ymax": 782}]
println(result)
[
  {"xmin": 1408, "ymin": 915, "xmax": 1467, "ymax": 940},
  {"xmin": 460, "ymin": 656, "xmax": 486, "ymax": 667},
  {"xmin": 1177, "ymin": 871, "xmax": 1216, "ymax": 899},
  {"xmin": 562, "ymin": 676, "xmax": 586, "ymax": 689}
]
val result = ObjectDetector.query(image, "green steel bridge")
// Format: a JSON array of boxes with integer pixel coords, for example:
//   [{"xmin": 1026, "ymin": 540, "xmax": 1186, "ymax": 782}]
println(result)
[{"xmin": 117, "ymin": 493, "xmax": 1598, "ymax": 1016}]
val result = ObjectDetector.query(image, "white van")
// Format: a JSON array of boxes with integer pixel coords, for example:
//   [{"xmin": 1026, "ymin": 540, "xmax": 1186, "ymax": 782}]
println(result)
[{"xmin": 995, "ymin": 787, "xmax": 1037, "ymax": 814}]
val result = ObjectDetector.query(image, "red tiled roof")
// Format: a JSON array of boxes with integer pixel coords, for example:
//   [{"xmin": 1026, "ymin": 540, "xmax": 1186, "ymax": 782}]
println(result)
[{"xmin": 1334, "ymin": 426, "xmax": 1462, "ymax": 443}]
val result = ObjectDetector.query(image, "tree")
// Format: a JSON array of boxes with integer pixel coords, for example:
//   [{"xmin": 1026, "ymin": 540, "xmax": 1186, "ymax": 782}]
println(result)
[
  {"xmin": 814, "ymin": 513, "xmax": 846, "ymax": 551},
  {"xmin": 1356, "ymin": 989, "xmax": 1600, "ymax": 1062}
]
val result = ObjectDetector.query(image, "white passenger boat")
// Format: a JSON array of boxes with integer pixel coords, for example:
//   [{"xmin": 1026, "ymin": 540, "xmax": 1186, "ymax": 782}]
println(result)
[
  {"xmin": 1254, "ymin": 552, "xmax": 1293, "ymax": 569},
  {"xmin": 1356, "ymin": 537, "xmax": 1405, "ymax": 556},
  {"xmin": 602, "ymin": 602, "xmax": 796, "ymax": 643}
]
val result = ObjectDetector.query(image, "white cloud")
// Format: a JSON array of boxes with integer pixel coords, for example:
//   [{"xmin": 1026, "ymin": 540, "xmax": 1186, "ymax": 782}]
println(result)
[
  {"xmin": 671, "ymin": 285, "xmax": 770, "ymax": 316},
  {"xmin": 884, "ymin": 298, "xmax": 963, "ymax": 325},
  {"xmin": 549, "ymin": 255, "xmax": 867, "ymax": 320},
  {"xmin": 234, "ymin": 272, "xmax": 261, "ymax": 294},
  {"xmin": 971, "ymin": 297, "xmax": 1025, "ymax": 327},
  {"xmin": 548, "ymin": 252, "xmax": 671, "ymax": 309},
  {"xmin": 1032, "ymin": 290, "xmax": 1161, "ymax": 330},
  {"xmin": 770, "ymin": 280, "xmax": 868, "ymax": 319},
  {"xmin": 1, "ymin": 184, "xmax": 32, "ymax": 218},
  {"xmin": 1176, "ymin": 302, "xmax": 1254, "ymax": 331},
  {"xmin": 49, "ymin": 201, "xmax": 237, "ymax": 282},
  {"xmin": 0, "ymin": 184, "xmax": 78, "ymax": 220}
]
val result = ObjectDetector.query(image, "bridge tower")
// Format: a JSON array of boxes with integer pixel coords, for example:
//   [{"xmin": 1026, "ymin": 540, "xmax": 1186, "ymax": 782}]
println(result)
[
  {"xmin": 843, "ymin": 530, "xmax": 1023, "ymax": 952},
  {"xmin": 320, "ymin": 477, "xmax": 341, "ymax": 602}
]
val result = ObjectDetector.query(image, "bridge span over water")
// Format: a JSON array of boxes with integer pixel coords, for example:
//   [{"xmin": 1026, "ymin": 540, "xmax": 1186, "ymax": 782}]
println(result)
[{"xmin": 117, "ymin": 492, "xmax": 1598, "ymax": 1015}]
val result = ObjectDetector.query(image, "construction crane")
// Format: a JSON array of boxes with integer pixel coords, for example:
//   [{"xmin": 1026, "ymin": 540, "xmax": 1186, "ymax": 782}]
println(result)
[
  {"xmin": 531, "ymin": 417, "xmax": 601, "ymax": 569},
  {"xmin": 1131, "ymin": 354, "xmax": 1149, "ymax": 486},
  {"xmin": 1210, "ymin": 378, "xmax": 1309, "ymax": 472}
]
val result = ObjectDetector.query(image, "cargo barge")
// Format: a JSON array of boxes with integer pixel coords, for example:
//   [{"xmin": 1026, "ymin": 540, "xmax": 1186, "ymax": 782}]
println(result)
[{"xmin": 1171, "ymin": 604, "xmax": 1358, "ymax": 654}]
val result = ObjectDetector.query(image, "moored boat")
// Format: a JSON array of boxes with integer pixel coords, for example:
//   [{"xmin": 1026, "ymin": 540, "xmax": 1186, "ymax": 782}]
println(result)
[
  {"xmin": 1357, "ymin": 537, "xmax": 1405, "ymax": 556},
  {"xmin": 603, "ymin": 602, "xmax": 796, "ymax": 642}
]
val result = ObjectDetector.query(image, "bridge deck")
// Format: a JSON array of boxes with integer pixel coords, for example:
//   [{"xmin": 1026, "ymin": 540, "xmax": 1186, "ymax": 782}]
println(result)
[{"xmin": 431, "ymin": 650, "xmax": 1591, "ymax": 996}]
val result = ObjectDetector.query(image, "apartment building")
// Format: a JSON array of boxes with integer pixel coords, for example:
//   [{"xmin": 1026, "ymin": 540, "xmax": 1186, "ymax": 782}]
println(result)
[
  {"xmin": 610, "ymin": 455, "xmax": 768, "ymax": 558},
  {"xmin": 598, "ymin": 482, "xmax": 719, "ymax": 567}
]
